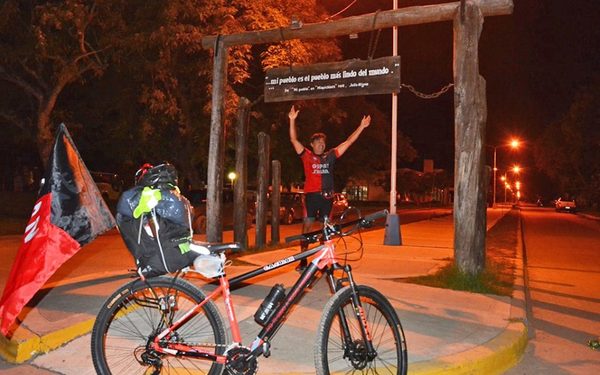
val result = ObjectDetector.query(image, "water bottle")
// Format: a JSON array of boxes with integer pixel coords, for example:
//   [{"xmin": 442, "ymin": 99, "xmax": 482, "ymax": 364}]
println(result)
[{"xmin": 254, "ymin": 284, "xmax": 286, "ymax": 326}]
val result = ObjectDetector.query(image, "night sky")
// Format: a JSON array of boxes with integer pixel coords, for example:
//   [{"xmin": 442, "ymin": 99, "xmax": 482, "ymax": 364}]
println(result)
[{"xmin": 322, "ymin": 0, "xmax": 599, "ymax": 176}]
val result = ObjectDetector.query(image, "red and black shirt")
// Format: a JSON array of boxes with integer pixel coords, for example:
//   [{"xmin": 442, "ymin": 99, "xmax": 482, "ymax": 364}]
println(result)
[{"xmin": 299, "ymin": 148, "xmax": 339, "ymax": 193}]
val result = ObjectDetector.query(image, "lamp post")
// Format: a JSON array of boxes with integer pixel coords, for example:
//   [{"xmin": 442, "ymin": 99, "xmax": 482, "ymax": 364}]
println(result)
[
  {"xmin": 511, "ymin": 165, "xmax": 521, "ymax": 203},
  {"xmin": 490, "ymin": 138, "xmax": 520, "ymax": 207},
  {"xmin": 385, "ymin": 0, "xmax": 402, "ymax": 245}
]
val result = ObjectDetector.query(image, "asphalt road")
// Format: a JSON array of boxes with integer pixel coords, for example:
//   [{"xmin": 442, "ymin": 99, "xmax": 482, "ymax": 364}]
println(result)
[{"xmin": 506, "ymin": 206, "xmax": 600, "ymax": 374}]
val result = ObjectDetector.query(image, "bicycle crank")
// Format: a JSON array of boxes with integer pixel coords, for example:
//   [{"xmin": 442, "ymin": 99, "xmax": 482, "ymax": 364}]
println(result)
[{"xmin": 224, "ymin": 346, "xmax": 258, "ymax": 375}]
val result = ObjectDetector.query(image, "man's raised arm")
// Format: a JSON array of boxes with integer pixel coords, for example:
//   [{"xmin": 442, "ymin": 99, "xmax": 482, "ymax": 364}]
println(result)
[
  {"xmin": 335, "ymin": 115, "xmax": 371, "ymax": 157},
  {"xmin": 289, "ymin": 105, "xmax": 304, "ymax": 154}
]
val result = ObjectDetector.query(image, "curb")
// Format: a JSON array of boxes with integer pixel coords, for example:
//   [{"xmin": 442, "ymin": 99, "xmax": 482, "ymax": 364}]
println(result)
[
  {"xmin": 0, "ymin": 271, "xmax": 128, "ymax": 363},
  {"xmin": 406, "ymin": 207, "xmax": 529, "ymax": 374},
  {"xmin": 408, "ymin": 321, "xmax": 527, "ymax": 375},
  {"xmin": 0, "ymin": 318, "xmax": 95, "ymax": 364},
  {"xmin": 254, "ymin": 320, "xmax": 528, "ymax": 375},
  {"xmin": 580, "ymin": 213, "xmax": 600, "ymax": 221}
]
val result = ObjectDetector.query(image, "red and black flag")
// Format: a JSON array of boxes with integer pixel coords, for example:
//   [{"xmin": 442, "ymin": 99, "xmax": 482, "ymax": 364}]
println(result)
[{"xmin": 0, "ymin": 124, "xmax": 116, "ymax": 336}]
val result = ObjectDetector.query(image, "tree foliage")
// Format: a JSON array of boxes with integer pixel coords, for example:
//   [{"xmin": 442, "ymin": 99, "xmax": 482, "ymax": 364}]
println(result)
[
  {"xmin": 533, "ymin": 77, "xmax": 600, "ymax": 207},
  {"xmin": 0, "ymin": 0, "xmax": 119, "ymax": 161},
  {"xmin": 1, "ymin": 0, "xmax": 417, "ymax": 194}
]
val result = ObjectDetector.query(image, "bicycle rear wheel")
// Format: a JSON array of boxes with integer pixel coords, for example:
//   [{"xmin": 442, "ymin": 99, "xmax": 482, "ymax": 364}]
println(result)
[
  {"xmin": 315, "ymin": 285, "xmax": 407, "ymax": 375},
  {"xmin": 91, "ymin": 276, "xmax": 226, "ymax": 374}
]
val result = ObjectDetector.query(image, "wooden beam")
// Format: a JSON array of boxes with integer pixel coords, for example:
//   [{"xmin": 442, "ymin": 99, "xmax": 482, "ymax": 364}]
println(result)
[
  {"xmin": 202, "ymin": 0, "xmax": 513, "ymax": 49},
  {"xmin": 453, "ymin": 1, "xmax": 487, "ymax": 275}
]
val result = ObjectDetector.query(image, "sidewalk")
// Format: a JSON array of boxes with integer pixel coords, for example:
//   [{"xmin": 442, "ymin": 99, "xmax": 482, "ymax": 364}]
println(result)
[{"xmin": 0, "ymin": 208, "xmax": 527, "ymax": 374}]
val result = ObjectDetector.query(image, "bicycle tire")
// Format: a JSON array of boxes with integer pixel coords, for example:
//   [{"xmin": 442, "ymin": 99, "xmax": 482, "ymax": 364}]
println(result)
[
  {"xmin": 91, "ymin": 276, "xmax": 226, "ymax": 374},
  {"xmin": 315, "ymin": 285, "xmax": 408, "ymax": 375}
]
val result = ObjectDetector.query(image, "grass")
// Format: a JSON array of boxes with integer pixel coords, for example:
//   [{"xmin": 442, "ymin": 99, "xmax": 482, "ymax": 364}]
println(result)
[{"xmin": 404, "ymin": 208, "xmax": 520, "ymax": 296}]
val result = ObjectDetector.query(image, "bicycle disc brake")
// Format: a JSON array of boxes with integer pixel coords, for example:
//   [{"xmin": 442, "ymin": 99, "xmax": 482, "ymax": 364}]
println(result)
[
  {"xmin": 345, "ymin": 339, "xmax": 378, "ymax": 370},
  {"xmin": 224, "ymin": 346, "xmax": 258, "ymax": 375}
]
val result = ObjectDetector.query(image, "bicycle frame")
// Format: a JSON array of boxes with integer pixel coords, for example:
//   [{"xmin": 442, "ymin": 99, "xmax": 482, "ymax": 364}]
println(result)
[{"xmin": 150, "ymin": 236, "xmax": 370, "ymax": 364}]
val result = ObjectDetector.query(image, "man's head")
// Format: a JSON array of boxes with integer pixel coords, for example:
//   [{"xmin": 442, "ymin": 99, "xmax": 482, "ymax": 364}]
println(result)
[{"xmin": 310, "ymin": 132, "xmax": 327, "ymax": 155}]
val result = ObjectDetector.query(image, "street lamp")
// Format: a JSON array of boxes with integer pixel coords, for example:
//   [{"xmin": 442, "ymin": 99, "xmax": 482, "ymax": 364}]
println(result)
[
  {"xmin": 385, "ymin": 0, "xmax": 401, "ymax": 245},
  {"xmin": 500, "ymin": 166, "xmax": 522, "ymax": 203},
  {"xmin": 228, "ymin": 171, "xmax": 237, "ymax": 188},
  {"xmin": 491, "ymin": 138, "xmax": 520, "ymax": 207}
]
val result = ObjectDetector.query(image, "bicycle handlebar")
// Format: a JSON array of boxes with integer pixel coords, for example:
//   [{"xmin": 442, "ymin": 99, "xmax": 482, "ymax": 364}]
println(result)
[
  {"xmin": 363, "ymin": 209, "xmax": 388, "ymax": 223},
  {"xmin": 284, "ymin": 209, "xmax": 389, "ymax": 244}
]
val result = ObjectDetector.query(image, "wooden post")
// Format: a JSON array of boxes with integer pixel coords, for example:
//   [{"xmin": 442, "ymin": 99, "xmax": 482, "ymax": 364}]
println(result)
[
  {"xmin": 206, "ymin": 38, "xmax": 228, "ymax": 243},
  {"xmin": 255, "ymin": 132, "xmax": 270, "ymax": 248},
  {"xmin": 453, "ymin": 1, "xmax": 487, "ymax": 275},
  {"xmin": 233, "ymin": 97, "xmax": 250, "ymax": 248},
  {"xmin": 271, "ymin": 160, "xmax": 281, "ymax": 245}
]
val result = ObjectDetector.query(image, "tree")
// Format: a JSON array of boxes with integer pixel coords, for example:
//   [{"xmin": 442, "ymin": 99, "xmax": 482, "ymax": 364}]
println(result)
[
  {"xmin": 99, "ymin": 0, "xmax": 344, "ymax": 187},
  {"xmin": 1, "ymin": 0, "xmax": 415, "ymax": 193},
  {"xmin": 0, "ymin": 0, "xmax": 120, "ymax": 162},
  {"xmin": 533, "ymin": 77, "xmax": 600, "ymax": 207}
]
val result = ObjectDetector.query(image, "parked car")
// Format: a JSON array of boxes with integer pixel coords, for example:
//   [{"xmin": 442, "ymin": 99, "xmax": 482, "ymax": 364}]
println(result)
[
  {"xmin": 187, "ymin": 188, "xmax": 255, "ymax": 233},
  {"xmin": 273, "ymin": 192, "xmax": 304, "ymax": 225},
  {"xmin": 91, "ymin": 172, "xmax": 123, "ymax": 202},
  {"xmin": 555, "ymin": 197, "xmax": 576, "ymax": 213},
  {"xmin": 268, "ymin": 192, "xmax": 350, "ymax": 225}
]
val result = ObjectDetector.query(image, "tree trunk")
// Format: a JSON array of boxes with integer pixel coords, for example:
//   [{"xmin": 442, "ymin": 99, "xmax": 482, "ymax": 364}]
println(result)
[
  {"xmin": 206, "ymin": 39, "xmax": 228, "ymax": 242},
  {"xmin": 233, "ymin": 97, "xmax": 250, "ymax": 248},
  {"xmin": 271, "ymin": 160, "xmax": 281, "ymax": 245},
  {"xmin": 36, "ymin": 109, "xmax": 54, "ymax": 164},
  {"xmin": 255, "ymin": 132, "xmax": 270, "ymax": 248},
  {"xmin": 37, "ymin": 80, "xmax": 69, "ymax": 163},
  {"xmin": 452, "ymin": 1, "xmax": 488, "ymax": 276}
]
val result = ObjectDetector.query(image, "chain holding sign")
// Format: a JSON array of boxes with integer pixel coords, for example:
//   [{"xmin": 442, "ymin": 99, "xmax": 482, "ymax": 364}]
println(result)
[{"xmin": 264, "ymin": 56, "xmax": 401, "ymax": 103}]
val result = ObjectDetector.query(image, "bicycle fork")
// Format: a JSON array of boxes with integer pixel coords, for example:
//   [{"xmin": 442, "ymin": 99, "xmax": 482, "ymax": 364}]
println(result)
[{"xmin": 326, "ymin": 265, "xmax": 378, "ymax": 362}]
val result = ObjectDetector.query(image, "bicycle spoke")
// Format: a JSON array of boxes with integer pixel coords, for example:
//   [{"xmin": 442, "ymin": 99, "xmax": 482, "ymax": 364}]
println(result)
[
  {"xmin": 92, "ymin": 276, "xmax": 226, "ymax": 375},
  {"xmin": 315, "ymin": 286, "xmax": 406, "ymax": 375}
]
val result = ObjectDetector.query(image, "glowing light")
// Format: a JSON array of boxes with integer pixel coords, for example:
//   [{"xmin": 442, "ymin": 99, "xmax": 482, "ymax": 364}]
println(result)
[{"xmin": 228, "ymin": 171, "xmax": 237, "ymax": 187}]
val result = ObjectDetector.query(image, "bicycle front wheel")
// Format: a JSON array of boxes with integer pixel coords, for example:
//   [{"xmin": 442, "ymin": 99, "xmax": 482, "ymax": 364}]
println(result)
[
  {"xmin": 91, "ymin": 276, "xmax": 226, "ymax": 375},
  {"xmin": 315, "ymin": 285, "xmax": 407, "ymax": 375}
]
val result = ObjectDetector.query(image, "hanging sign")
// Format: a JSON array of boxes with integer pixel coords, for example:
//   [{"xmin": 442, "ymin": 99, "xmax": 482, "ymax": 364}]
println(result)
[{"xmin": 264, "ymin": 56, "xmax": 401, "ymax": 102}]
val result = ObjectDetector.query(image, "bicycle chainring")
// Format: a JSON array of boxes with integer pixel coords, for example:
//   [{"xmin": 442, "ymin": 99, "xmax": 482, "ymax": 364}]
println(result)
[{"xmin": 224, "ymin": 346, "xmax": 258, "ymax": 375}]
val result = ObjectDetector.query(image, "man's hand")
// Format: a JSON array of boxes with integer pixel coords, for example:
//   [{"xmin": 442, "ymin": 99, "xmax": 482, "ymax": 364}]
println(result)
[
  {"xmin": 335, "ymin": 114, "xmax": 371, "ymax": 157},
  {"xmin": 289, "ymin": 105, "xmax": 304, "ymax": 154},
  {"xmin": 289, "ymin": 105, "xmax": 299, "ymax": 121},
  {"xmin": 360, "ymin": 115, "xmax": 371, "ymax": 129}
]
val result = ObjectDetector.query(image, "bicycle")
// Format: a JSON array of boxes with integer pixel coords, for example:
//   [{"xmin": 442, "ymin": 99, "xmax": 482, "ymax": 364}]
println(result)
[{"xmin": 91, "ymin": 208, "xmax": 408, "ymax": 374}]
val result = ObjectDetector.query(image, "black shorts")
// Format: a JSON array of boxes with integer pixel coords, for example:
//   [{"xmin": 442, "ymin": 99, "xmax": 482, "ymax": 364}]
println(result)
[{"xmin": 304, "ymin": 192, "xmax": 333, "ymax": 220}]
